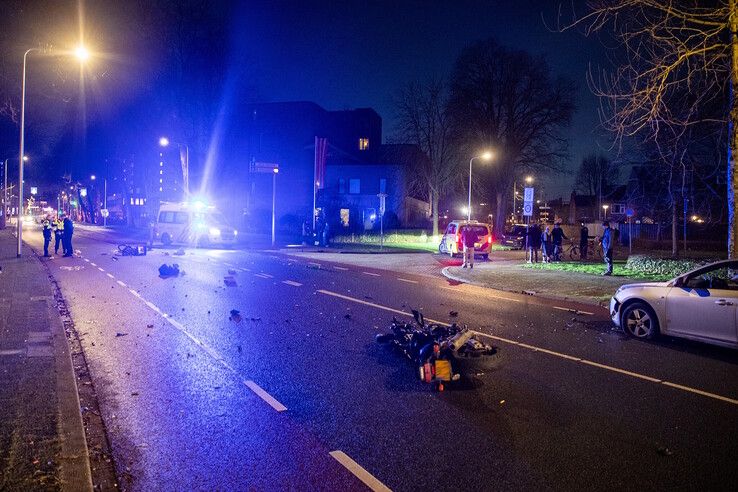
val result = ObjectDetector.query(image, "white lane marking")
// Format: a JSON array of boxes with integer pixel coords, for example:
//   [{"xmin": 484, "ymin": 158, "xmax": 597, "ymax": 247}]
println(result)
[
  {"xmin": 439, "ymin": 285, "xmax": 521, "ymax": 303},
  {"xmin": 223, "ymin": 262, "xmax": 234, "ymax": 267},
  {"xmin": 117, "ymin": 280, "xmax": 127, "ymax": 287},
  {"xmin": 397, "ymin": 277, "xmax": 418, "ymax": 284},
  {"xmin": 83, "ymin": 258, "xmax": 90, "ymax": 263},
  {"xmin": 362, "ymin": 271, "xmax": 381, "ymax": 277},
  {"xmin": 317, "ymin": 289, "xmax": 738, "ymax": 407},
  {"xmin": 333, "ymin": 266, "xmax": 349, "ymax": 271},
  {"xmin": 90, "ymin": 262, "xmax": 97, "ymax": 267},
  {"xmin": 244, "ymin": 380, "xmax": 287, "ymax": 412},
  {"xmin": 254, "ymin": 273, "xmax": 273, "ymax": 279},
  {"xmin": 329, "ymin": 451, "xmax": 392, "ymax": 492},
  {"xmin": 144, "ymin": 301, "xmax": 161, "ymax": 314},
  {"xmin": 282, "ymin": 280, "xmax": 302, "ymax": 287},
  {"xmin": 553, "ymin": 306, "xmax": 594, "ymax": 316},
  {"xmin": 129, "ymin": 289, "xmax": 141, "ymax": 298},
  {"xmin": 97, "ymin": 267, "xmax": 105, "ymax": 272},
  {"xmin": 308, "ymin": 262, "xmax": 322, "ymax": 268},
  {"xmin": 240, "ymin": 267, "xmax": 251, "ymax": 272}
]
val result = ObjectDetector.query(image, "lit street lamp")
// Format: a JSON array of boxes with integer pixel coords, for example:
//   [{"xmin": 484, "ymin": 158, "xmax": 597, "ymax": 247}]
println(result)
[
  {"xmin": 467, "ymin": 151, "xmax": 493, "ymax": 221},
  {"xmin": 603, "ymin": 204, "xmax": 609, "ymax": 220},
  {"xmin": 17, "ymin": 44, "xmax": 89, "ymax": 257},
  {"xmin": 159, "ymin": 136, "xmax": 190, "ymax": 196},
  {"xmin": 91, "ymin": 174, "xmax": 108, "ymax": 226}
]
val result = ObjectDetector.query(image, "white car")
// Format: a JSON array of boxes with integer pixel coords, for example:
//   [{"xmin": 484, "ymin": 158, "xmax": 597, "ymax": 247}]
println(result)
[{"xmin": 610, "ymin": 260, "xmax": 738, "ymax": 349}]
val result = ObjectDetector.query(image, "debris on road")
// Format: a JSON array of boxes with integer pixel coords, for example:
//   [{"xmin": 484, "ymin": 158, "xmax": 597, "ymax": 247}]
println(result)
[
  {"xmin": 228, "ymin": 269, "xmax": 237, "ymax": 275},
  {"xmin": 115, "ymin": 332, "xmax": 128, "ymax": 337},
  {"xmin": 229, "ymin": 310, "xmax": 242, "ymax": 323},
  {"xmin": 449, "ymin": 311, "xmax": 459, "ymax": 317},
  {"xmin": 657, "ymin": 446, "xmax": 674, "ymax": 457},
  {"xmin": 344, "ymin": 313, "xmax": 352, "ymax": 320},
  {"xmin": 223, "ymin": 276, "xmax": 237, "ymax": 287},
  {"xmin": 146, "ymin": 324, "xmax": 154, "ymax": 328},
  {"xmin": 173, "ymin": 248, "xmax": 185, "ymax": 256},
  {"xmin": 158, "ymin": 264, "xmax": 180, "ymax": 278}
]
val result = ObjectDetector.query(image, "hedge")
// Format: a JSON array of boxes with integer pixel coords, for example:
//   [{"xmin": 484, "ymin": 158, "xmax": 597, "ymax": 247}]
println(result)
[{"xmin": 624, "ymin": 255, "xmax": 715, "ymax": 278}]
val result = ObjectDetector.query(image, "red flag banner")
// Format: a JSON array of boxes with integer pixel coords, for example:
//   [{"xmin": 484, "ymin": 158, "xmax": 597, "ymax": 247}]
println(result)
[{"xmin": 314, "ymin": 136, "xmax": 327, "ymax": 189}]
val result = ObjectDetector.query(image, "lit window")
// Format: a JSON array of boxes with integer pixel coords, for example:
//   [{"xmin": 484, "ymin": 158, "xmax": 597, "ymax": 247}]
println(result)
[
  {"xmin": 160, "ymin": 170, "xmax": 163, "ymax": 175},
  {"xmin": 159, "ymin": 187, "xmax": 163, "ymax": 192},
  {"xmin": 159, "ymin": 178, "xmax": 163, "ymax": 183},
  {"xmin": 130, "ymin": 198, "xmax": 134, "ymax": 205},
  {"xmin": 358, "ymin": 138, "xmax": 369, "ymax": 150},
  {"xmin": 160, "ymin": 162, "xmax": 164, "ymax": 166},
  {"xmin": 159, "ymin": 153, "xmax": 163, "ymax": 157}
]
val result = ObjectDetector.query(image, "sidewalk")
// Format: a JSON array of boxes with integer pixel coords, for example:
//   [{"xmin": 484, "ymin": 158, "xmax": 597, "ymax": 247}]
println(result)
[{"xmin": 0, "ymin": 229, "xmax": 92, "ymax": 491}]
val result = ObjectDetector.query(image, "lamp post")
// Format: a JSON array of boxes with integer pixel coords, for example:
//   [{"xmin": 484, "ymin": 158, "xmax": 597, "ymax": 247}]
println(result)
[
  {"xmin": 513, "ymin": 175, "xmax": 533, "ymax": 223},
  {"xmin": 90, "ymin": 174, "xmax": 108, "ymax": 226},
  {"xmin": 159, "ymin": 137, "xmax": 189, "ymax": 196},
  {"xmin": 467, "ymin": 151, "xmax": 493, "ymax": 222},
  {"xmin": 17, "ymin": 45, "xmax": 89, "ymax": 257},
  {"xmin": 602, "ymin": 204, "xmax": 609, "ymax": 220}
]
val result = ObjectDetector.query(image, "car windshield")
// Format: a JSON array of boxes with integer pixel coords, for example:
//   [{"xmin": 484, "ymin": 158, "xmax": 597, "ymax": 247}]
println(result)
[{"xmin": 461, "ymin": 225, "xmax": 488, "ymax": 235}]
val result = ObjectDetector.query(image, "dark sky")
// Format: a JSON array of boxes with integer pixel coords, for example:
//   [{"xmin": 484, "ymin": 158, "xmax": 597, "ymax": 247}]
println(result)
[{"xmin": 233, "ymin": 0, "xmax": 609, "ymax": 198}]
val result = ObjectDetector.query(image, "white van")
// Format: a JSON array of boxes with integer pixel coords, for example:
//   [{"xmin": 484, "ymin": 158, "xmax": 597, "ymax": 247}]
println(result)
[{"xmin": 154, "ymin": 201, "xmax": 238, "ymax": 247}]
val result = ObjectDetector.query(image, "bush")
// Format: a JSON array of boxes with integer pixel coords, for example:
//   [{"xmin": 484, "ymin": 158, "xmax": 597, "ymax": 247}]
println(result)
[{"xmin": 624, "ymin": 255, "xmax": 715, "ymax": 278}]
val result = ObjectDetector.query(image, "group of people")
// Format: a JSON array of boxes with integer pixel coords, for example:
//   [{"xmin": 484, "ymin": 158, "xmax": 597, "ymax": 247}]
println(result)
[
  {"xmin": 525, "ymin": 221, "xmax": 614, "ymax": 276},
  {"xmin": 41, "ymin": 214, "xmax": 74, "ymax": 258},
  {"xmin": 302, "ymin": 217, "xmax": 330, "ymax": 247}
]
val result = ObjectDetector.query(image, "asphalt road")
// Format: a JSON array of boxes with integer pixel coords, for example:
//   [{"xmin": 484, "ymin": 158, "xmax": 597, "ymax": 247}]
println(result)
[{"xmin": 24, "ymin": 225, "xmax": 738, "ymax": 491}]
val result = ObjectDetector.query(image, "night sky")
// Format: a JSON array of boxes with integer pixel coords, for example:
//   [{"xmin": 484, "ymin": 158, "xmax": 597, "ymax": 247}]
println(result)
[{"xmin": 2, "ymin": 0, "xmax": 607, "ymax": 200}]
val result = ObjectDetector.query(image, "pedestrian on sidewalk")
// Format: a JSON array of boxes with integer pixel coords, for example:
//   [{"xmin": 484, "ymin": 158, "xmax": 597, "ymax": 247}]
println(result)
[
  {"xmin": 601, "ymin": 221, "xmax": 613, "ymax": 276},
  {"xmin": 541, "ymin": 225, "xmax": 552, "ymax": 263},
  {"xmin": 461, "ymin": 223, "xmax": 478, "ymax": 269},
  {"xmin": 579, "ymin": 222, "xmax": 589, "ymax": 260},
  {"xmin": 527, "ymin": 222, "xmax": 541, "ymax": 263},
  {"xmin": 41, "ymin": 216, "xmax": 52, "ymax": 257},
  {"xmin": 53, "ymin": 215, "xmax": 64, "ymax": 255},
  {"xmin": 552, "ymin": 222, "xmax": 567, "ymax": 261},
  {"xmin": 62, "ymin": 214, "xmax": 74, "ymax": 257},
  {"xmin": 322, "ymin": 220, "xmax": 330, "ymax": 247}
]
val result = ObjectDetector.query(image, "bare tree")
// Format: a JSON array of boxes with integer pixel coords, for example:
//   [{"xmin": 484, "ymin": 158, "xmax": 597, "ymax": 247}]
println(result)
[
  {"xmin": 575, "ymin": 154, "xmax": 619, "ymax": 198},
  {"xmin": 447, "ymin": 38, "xmax": 575, "ymax": 234},
  {"xmin": 562, "ymin": 1, "xmax": 736, "ymax": 255},
  {"xmin": 393, "ymin": 79, "xmax": 457, "ymax": 236}
]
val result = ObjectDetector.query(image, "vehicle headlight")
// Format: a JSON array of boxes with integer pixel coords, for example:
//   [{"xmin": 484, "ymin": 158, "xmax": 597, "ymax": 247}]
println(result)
[
  {"xmin": 209, "ymin": 227, "xmax": 221, "ymax": 236},
  {"xmin": 233, "ymin": 230, "xmax": 238, "ymax": 236}
]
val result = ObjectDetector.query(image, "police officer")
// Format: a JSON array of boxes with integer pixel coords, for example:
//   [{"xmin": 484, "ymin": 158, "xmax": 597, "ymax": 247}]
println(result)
[
  {"xmin": 62, "ymin": 214, "xmax": 74, "ymax": 257},
  {"xmin": 53, "ymin": 215, "xmax": 64, "ymax": 255},
  {"xmin": 41, "ymin": 217, "xmax": 52, "ymax": 257}
]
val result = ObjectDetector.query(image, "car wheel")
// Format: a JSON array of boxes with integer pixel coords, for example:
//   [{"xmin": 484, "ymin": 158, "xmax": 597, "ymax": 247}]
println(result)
[
  {"xmin": 438, "ymin": 243, "xmax": 444, "ymax": 254},
  {"xmin": 161, "ymin": 233, "xmax": 172, "ymax": 246},
  {"xmin": 621, "ymin": 302, "xmax": 659, "ymax": 339},
  {"xmin": 482, "ymin": 254, "xmax": 489, "ymax": 260}
]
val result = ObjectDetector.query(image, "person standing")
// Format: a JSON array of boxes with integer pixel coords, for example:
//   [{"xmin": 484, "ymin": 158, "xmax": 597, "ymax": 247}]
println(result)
[
  {"xmin": 461, "ymin": 224, "xmax": 478, "ymax": 269},
  {"xmin": 41, "ymin": 217, "xmax": 52, "ymax": 257},
  {"xmin": 63, "ymin": 214, "xmax": 74, "ymax": 257},
  {"xmin": 322, "ymin": 220, "xmax": 330, "ymax": 247},
  {"xmin": 53, "ymin": 215, "xmax": 64, "ymax": 255},
  {"xmin": 541, "ymin": 225, "xmax": 552, "ymax": 263},
  {"xmin": 551, "ymin": 223, "xmax": 568, "ymax": 261},
  {"xmin": 579, "ymin": 222, "xmax": 589, "ymax": 260},
  {"xmin": 527, "ymin": 223, "xmax": 542, "ymax": 263},
  {"xmin": 601, "ymin": 221, "xmax": 613, "ymax": 276}
]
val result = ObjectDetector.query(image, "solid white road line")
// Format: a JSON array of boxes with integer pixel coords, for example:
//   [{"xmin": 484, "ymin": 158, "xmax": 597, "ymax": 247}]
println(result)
[
  {"xmin": 254, "ymin": 273, "xmax": 273, "ymax": 279},
  {"xmin": 282, "ymin": 280, "xmax": 303, "ymax": 287},
  {"xmin": 333, "ymin": 266, "xmax": 349, "ymax": 271},
  {"xmin": 362, "ymin": 271, "xmax": 381, "ymax": 277},
  {"xmin": 397, "ymin": 278, "xmax": 418, "ymax": 284},
  {"xmin": 317, "ymin": 289, "xmax": 738, "ymax": 407},
  {"xmin": 329, "ymin": 451, "xmax": 392, "ymax": 492},
  {"xmin": 244, "ymin": 381, "xmax": 287, "ymax": 412},
  {"xmin": 553, "ymin": 306, "xmax": 594, "ymax": 316}
]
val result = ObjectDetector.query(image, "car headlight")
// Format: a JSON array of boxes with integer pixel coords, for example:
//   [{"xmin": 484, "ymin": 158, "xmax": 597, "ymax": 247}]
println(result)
[
  {"xmin": 233, "ymin": 230, "xmax": 238, "ymax": 236},
  {"xmin": 209, "ymin": 227, "xmax": 221, "ymax": 236}
]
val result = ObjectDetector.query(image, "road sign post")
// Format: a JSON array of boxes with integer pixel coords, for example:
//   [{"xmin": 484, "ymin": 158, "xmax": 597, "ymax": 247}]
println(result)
[
  {"xmin": 378, "ymin": 193, "xmax": 387, "ymax": 249},
  {"xmin": 249, "ymin": 162, "xmax": 280, "ymax": 247},
  {"xmin": 523, "ymin": 187, "xmax": 534, "ymax": 222}
]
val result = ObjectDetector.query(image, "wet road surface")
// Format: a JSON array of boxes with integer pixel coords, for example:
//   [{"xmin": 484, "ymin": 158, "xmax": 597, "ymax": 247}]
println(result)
[{"xmin": 25, "ymin": 226, "xmax": 738, "ymax": 491}]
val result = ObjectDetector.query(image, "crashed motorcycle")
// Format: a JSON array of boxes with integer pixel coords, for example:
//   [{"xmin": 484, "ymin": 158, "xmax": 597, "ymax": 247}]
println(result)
[{"xmin": 375, "ymin": 310, "xmax": 500, "ymax": 391}]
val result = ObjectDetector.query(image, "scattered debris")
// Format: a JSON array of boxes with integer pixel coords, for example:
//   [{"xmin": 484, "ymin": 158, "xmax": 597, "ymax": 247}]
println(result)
[
  {"xmin": 657, "ymin": 446, "xmax": 674, "ymax": 457},
  {"xmin": 146, "ymin": 324, "xmax": 154, "ymax": 328},
  {"xmin": 223, "ymin": 276, "xmax": 237, "ymax": 287},
  {"xmin": 115, "ymin": 332, "xmax": 128, "ymax": 337},
  {"xmin": 229, "ymin": 309, "xmax": 242, "ymax": 323},
  {"xmin": 158, "ymin": 264, "xmax": 180, "ymax": 278},
  {"xmin": 449, "ymin": 311, "xmax": 459, "ymax": 317},
  {"xmin": 499, "ymin": 400, "xmax": 506, "ymax": 405},
  {"xmin": 111, "ymin": 256, "xmax": 119, "ymax": 261},
  {"xmin": 228, "ymin": 269, "xmax": 237, "ymax": 275},
  {"xmin": 237, "ymin": 345, "xmax": 242, "ymax": 352},
  {"xmin": 250, "ymin": 317, "xmax": 261, "ymax": 322},
  {"xmin": 344, "ymin": 313, "xmax": 352, "ymax": 320},
  {"xmin": 131, "ymin": 392, "xmax": 139, "ymax": 396},
  {"xmin": 173, "ymin": 248, "xmax": 185, "ymax": 256}
]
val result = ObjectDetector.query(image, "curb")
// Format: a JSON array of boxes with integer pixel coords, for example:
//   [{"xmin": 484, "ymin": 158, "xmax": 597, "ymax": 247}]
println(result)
[{"xmin": 441, "ymin": 266, "xmax": 609, "ymax": 309}]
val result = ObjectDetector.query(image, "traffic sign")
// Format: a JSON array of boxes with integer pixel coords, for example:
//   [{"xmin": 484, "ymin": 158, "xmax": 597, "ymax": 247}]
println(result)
[
  {"xmin": 30, "ymin": 187, "xmax": 38, "ymax": 195},
  {"xmin": 523, "ymin": 187, "xmax": 534, "ymax": 202},
  {"xmin": 101, "ymin": 209, "xmax": 110, "ymax": 218},
  {"xmin": 523, "ymin": 202, "xmax": 534, "ymax": 217},
  {"xmin": 250, "ymin": 161, "xmax": 279, "ymax": 174}
]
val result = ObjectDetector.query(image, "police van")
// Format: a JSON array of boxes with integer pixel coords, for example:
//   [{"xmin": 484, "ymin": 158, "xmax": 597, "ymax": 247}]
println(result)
[{"xmin": 154, "ymin": 201, "xmax": 238, "ymax": 247}]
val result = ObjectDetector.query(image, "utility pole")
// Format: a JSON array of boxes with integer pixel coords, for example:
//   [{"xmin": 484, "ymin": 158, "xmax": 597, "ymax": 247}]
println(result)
[{"xmin": 729, "ymin": 0, "xmax": 738, "ymax": 258}]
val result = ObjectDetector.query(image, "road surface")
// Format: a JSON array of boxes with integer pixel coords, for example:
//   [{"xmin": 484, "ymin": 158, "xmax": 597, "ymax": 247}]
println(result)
[{"xmin": 23, "ymin": 225, "xmax": 738, "ymax": 491}]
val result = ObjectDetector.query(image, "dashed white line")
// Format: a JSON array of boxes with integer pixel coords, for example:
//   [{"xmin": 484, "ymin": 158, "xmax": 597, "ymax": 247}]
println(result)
[
  {"xmin": 397, "ymin": 277, "xmax": 418, "ymax": 284},
  {"xmin": 329, "ymin": 451, "xmax": 392, "ymax": 492},
  {"xmin": 90, "ymin": 262, "xmax": 97, "ymax": 267},
  {"xmin": 116, "ymin": 280, "xmax": 127, "ymax": 287},
  {"xmin": 240, "ymin": 267, "xmax": 251, "ymax": 272},
  {"xmin": 362, "ymin": 271, "xmax": 381, "ymax": 277},
  {"xmin": 282, "ymin": 280, "xmax": 303, "ymax": 287},
  {"xmin": 317, "ymin": 289, "xmax": 738, "ymax": 407},
  {"xmin": 97, "ymin": 267, "xmax": 105, "ymax": 272},
  {"xmin": 333, "ymin": 266, "xmax": 349, "ymax": 271},
  {"xmin": 244, "ymin": 381, "xmax": 287, "ymax": 412},
  {"xmin": 106, "ymin": 273, "xmax": 114, "ymax": 279},
  {"xmin": 254, "ymin": 273, "xmax": 273, "ymax": 279},
  {"xmin": 83, "ymin": 258, "xmax": 90, "ymax": 263}
]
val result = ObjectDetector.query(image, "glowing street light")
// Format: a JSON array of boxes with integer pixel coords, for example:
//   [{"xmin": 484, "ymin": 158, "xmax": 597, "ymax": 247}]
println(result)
[
  {"xmin": 467, "ymin": 151, "xmax": 494, "ymax": 221},
  {"xmin": 90, "ymin": 174, "xmax": 96, "ymax": 180},
  {"xmin": 602, "ymin": 204, "xmax": 609, "ymax": 219},
  {"xmin": 17, "ymin": 44, "xmax": 89, "ymax": 256},
  {"xmin": 159, "ymin": 136, "xmax": 189, "ymax": 195}
]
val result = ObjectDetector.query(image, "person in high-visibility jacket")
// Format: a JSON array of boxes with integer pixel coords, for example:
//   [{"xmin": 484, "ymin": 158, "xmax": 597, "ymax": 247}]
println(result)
[
  {"xmin": 41, "ymin": 217, "xmax": 52, "ymax": 257},
  {"xmin": 53, "ymin": 216, "xmax": 64, "ymax": 255}
]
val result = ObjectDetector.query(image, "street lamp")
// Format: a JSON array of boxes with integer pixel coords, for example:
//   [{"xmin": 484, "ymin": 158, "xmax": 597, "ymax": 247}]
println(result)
[
  {"xmin": 467, "ymin": 151, "xmax": 493, "ymax": 221},
  {"xmin": 602, "ymin": 204, "xmax": 609, "ymax": 219},
  {"xmin": 90, "ymin": 174, "xmax": 108, "ymax": 226},
  {"xmin": 17, "ymin": 44, "xmax": 89, "ymax": 257},
  {"xmin": 159, "ymin": 136, "xmax": 189, "ymax": 195}
]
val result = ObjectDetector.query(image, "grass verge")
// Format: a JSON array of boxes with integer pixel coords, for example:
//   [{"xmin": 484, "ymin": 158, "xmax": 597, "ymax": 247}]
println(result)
[{"xmin": 520, "ymin": 261, "xmax": 673, "ymax": 281}]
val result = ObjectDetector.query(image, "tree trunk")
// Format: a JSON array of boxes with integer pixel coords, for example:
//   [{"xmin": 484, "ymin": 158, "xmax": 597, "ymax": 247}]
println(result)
[
  {"xmin": 495, "ymin": 191, "xmax": 505, "ymax": 236},
  {"xmin": 431, "ymin": 188, "xmax": 439, "ymax": 237},
  {"xmin": 672, "ymin": 198, "xmax": 678, "ymax": 257},
  {"xmin": 730, "ymin": 0, "xmax": 738, "ymax": 259}
]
